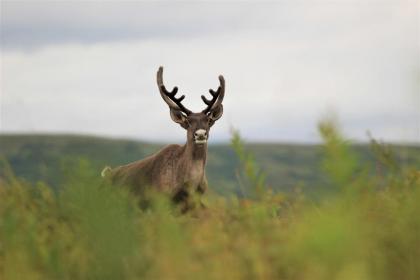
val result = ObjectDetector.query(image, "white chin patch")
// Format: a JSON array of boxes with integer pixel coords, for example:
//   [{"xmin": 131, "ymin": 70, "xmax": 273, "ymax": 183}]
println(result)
[{"xmin": 194, "ymin": 139, "xmax": 207, "ymax": 144}]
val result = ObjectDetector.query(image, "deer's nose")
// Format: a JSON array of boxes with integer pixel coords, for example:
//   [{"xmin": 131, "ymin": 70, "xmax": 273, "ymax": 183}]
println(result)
[{"xmin": 194, "ymin": 129, "xmax": 207, "ymax": 139}]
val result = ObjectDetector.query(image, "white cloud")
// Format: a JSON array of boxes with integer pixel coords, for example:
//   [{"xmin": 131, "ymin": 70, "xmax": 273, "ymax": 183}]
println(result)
[{"xmin": 1, "ymin": 1, "xmax": 419, "ymax": 143}]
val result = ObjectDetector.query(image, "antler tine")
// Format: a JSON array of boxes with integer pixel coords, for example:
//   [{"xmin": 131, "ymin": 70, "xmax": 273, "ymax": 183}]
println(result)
[
  {"xmin": 157, "ymin": 66, "xmax": 192, "ymax": 115},
  {"xmin": 202, "ymin": 75, "xmax": 225, "ymax": 114}
]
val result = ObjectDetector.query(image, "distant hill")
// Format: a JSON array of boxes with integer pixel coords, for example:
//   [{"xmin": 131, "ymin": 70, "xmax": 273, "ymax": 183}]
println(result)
[{"xmin": 1, "ymin": 134, "xmax": 419, "ymax": 196}]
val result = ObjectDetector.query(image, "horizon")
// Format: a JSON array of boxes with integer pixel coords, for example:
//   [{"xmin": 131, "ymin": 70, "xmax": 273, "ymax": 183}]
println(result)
[{"xmin": 1, "ymin": 131, "xmax": 419, "ymax": 147}]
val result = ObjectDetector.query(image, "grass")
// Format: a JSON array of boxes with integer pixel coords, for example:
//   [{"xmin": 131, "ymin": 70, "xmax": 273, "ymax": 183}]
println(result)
[{"xmin": 0, "ymin": 120, "xmax": 419, "ymax": 279}]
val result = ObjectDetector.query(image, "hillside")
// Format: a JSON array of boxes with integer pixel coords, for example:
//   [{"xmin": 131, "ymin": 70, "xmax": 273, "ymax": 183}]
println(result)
[{"xmin": 1, "ymin": 134, "xmax": 419, "ymax": 196}]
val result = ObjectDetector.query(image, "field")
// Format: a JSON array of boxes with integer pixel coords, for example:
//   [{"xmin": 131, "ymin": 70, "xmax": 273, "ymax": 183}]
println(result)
[
  {"xmin": 1, "ymin": 131, "xmax": 419, "ymax": 197},
  {"xmin": 0, "ymin": 121, "xmax": 419, "ymax": 279}
]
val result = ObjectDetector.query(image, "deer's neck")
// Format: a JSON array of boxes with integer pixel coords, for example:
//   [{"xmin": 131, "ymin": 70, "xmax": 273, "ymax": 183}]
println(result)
[{"xmin": 183, "ymin": 141, "xmax": 207, "ymax": 163}]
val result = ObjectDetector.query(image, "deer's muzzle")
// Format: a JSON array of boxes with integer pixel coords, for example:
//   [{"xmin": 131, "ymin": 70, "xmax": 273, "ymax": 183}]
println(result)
[{"xmin": 194, "ymin": 129, "xmax": 207, "ymax": 144}]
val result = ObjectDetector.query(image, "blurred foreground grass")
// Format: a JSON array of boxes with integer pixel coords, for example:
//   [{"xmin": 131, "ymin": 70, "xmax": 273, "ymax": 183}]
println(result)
[{"xmin": 1, "ymin": 121, "xmax": 419, "ymax": 280}]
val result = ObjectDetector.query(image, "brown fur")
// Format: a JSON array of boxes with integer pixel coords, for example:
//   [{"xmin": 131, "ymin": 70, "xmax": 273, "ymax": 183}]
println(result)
[
  {"xmin": 108, "ymin": 138, "xmax": 208, "ymax": 196},
  {"xmin": 103, "ymin": 67, "xmax": 225, "ymax": 211}
]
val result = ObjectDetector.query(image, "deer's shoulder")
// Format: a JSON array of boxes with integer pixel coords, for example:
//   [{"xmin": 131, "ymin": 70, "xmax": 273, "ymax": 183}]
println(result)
[{"xmin": 154, "ymin": 144, "xmax": 184, "ymax": 159}]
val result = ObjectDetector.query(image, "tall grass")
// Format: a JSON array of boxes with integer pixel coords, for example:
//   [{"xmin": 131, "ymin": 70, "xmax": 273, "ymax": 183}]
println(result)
[{"xmin": 0, "ymin": 120, "xmax": 419, "ymax": 279}]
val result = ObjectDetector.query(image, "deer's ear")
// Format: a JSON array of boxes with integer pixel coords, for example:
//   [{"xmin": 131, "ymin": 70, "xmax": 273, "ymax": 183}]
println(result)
[
  {"xmin": 170, "ymin": 109, "xmax": 189, "ymax": 129},
  {"xmin": 209, "ymin": 104, "xmax": 223, "ymax": 120},
  {"xmin": 208, "ymin": 105, "xmax": 223, "ymax": 126}
]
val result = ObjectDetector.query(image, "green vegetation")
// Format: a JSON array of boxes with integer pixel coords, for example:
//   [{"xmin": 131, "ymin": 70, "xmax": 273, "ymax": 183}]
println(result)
[
  {"xmin": 1, "ymin": 133, "xmax": 419, "ymax": 196},
  {"xmin": 0, "ymin": 121, "xmax": 420, "ymax": 279}
]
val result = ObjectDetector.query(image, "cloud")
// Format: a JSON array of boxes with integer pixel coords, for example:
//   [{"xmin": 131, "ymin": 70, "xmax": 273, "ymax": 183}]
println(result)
[
  {"xmin": 1, "ymin": 1, "xmax": 419, "ymax": 143},
  {"xmin": 1, "ymin": 1, "xmax": 276, "ymax": 49},
  {"xmin": 3, "ymin": 1, "xmax": 416, "ymax": 50}
]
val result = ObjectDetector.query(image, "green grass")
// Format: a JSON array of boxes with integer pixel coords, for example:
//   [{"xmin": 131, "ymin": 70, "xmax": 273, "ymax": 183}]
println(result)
[
  {"xmin": 1, "ymin": 133, "xmax": 419, "ymax": 196},
  {"xmin": 1, "ymin": 121, "xmax": 419, "ymax": 279}
]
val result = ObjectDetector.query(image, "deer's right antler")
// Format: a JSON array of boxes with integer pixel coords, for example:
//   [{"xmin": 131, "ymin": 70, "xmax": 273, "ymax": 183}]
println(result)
[
  {"xmin": 201, "ymin": 75, "xmax": 225, "ymax": 114},
  {"xmin": 157, "ymin": 66, "xmax": 192, "ymax": 115}
]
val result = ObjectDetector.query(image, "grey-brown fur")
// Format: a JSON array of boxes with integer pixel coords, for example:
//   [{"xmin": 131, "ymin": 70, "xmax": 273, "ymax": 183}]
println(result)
[{"xmin": 102, "ymin": 67, "xmax": 225, "ymax": 211}]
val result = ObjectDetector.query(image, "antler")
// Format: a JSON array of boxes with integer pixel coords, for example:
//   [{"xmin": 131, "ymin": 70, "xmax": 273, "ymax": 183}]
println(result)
[
  {"xmin": 157, "ymin": 66, "xmax": 192, "ymax": 115},
  {"xmin": 201, "ymin": 75, "xmax": 225, "ymax": 114}
]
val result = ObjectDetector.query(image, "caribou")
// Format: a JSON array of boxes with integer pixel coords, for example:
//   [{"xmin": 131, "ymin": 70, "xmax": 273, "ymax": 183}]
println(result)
[{"xmin": 102, "ymin": 66, "xmax": 225, "ymax": 211}]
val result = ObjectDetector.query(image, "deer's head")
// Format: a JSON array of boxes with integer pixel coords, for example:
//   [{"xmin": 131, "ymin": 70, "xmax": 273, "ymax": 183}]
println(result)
[{"xmin": 157, "ymin": 66, "xmax": 225, "ymax": 145}]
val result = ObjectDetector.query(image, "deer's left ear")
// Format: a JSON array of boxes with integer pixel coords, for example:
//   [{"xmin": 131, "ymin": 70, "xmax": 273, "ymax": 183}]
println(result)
[
  {"xmin": 208, "ymin": 105, "xmax": 223, "ymax": 126},
  {"xmin": 170, "ymin": 109, "xmax": 189, "ymax": 129}
]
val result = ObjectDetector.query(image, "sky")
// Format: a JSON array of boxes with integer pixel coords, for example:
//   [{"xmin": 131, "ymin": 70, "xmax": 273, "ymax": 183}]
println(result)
[{"xmin": 1, "ymin": 0, "xmax": 419, "ymax": 143}]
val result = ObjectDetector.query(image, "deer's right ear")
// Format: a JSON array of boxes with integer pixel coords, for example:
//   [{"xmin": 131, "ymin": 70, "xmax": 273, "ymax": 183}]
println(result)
[
  {"xmin": 209, "ymin": 104, "xmax": 223, "ymax": 121},
  {"xmin": 170, "ymin": 109, "xmax": 189, "ymax": 129}
]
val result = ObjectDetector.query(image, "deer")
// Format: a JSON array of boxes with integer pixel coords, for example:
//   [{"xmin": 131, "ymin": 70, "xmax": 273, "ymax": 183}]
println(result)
[{"xmin": 102, "ymin": 66, "xmax": 225, "ymax": 211}]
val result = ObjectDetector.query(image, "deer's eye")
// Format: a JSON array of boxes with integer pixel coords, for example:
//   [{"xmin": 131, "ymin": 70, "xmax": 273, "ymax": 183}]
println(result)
[
  {"xmin": 208, "ymin": 118, "xmax": 216, "ymax": 127},
  {"xmin": 184, "ymin": 118, "xmax": 191, "ymax": 127}
]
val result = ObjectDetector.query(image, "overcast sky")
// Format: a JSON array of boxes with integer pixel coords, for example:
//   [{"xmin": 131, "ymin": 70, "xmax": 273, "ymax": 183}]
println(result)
[{"xmin": 1, "ymin": 0, "xmax": 419, "ymax": 143}]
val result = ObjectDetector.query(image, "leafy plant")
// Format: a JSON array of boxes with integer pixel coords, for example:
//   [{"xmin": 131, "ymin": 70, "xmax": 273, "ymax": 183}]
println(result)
[{"xmin": 0, "ymin": 121, "xmax": 419, "ymax": 279}]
